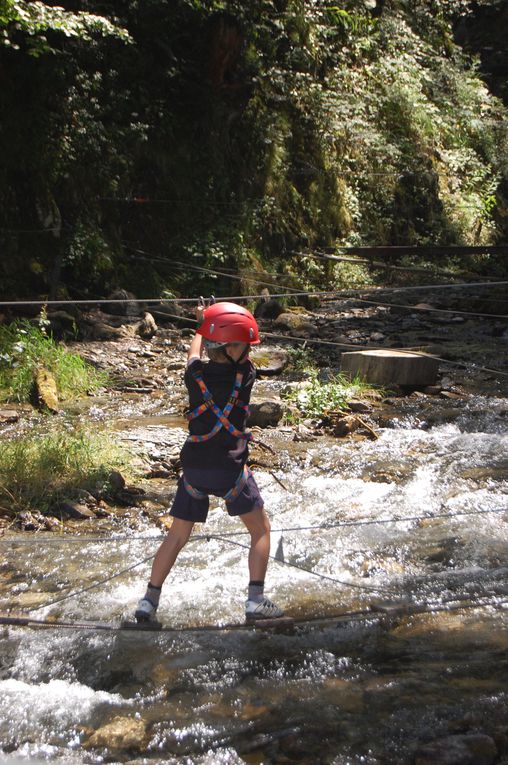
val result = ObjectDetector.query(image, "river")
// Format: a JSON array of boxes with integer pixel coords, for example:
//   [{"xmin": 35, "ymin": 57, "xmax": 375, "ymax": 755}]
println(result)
[{"xmin": 1, "ymin": 389, "xmax": 507, "ymax": 764}]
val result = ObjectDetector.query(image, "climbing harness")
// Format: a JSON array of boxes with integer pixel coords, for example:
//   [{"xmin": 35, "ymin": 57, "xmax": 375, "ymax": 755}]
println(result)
[
  {"xmin": 186, "ymin": 369, "xmax": 251, "ymax": 444},
  {"xmin": 184, "ymin": 464, "xmax": 251, "ymax": 503},
  {"xmin": 183, "ymin": 367, "xmax": 252, "ymax": 500}
]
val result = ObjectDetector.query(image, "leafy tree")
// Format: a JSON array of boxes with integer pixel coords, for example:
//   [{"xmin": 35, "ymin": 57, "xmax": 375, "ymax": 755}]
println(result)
[{"xmin": 0, "ymin": 0, "xmax": 130, "ymax": 55}]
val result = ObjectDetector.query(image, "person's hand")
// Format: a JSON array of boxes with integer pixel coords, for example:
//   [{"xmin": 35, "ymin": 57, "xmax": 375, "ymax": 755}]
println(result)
[{"xmin": 196, "ymin": 305, "xmax": 205, "ymax": 325}]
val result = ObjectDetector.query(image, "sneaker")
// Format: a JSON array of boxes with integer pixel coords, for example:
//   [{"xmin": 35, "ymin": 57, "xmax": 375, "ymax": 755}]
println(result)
[
  {"xmin": 135, "ymin": 598, "xmax": 158, "ymax": 622},
  {"xmin": 245, "ymin": 597, "xmax": 284, "ymax": 621}
]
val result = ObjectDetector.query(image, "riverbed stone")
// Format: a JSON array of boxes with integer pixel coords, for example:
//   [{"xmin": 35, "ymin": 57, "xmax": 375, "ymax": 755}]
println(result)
[
  {"xmin": 0, "ymin": 409, "xmax": 19, "ymax": 423},
  {"xmin": 137, "ymin": 311, "xmax": 158, "ymax": 338},
  {"xmin": 250, "ymin": 349, "xmax": 288, "ymax": 375},
  {"xmin": 248, "ymin": 400, "xmax": 283, "ymax": 427},
  {"xmin": 274, "ymin": 312, "xmax": 318, "ymax": 336},
  {"xmin": 414, "ymin": 733, "xmax": 497, "ymax": 764},
  {"xmin": 57, "ymin": 500, "xmax": 97, "ymax": 519},
  {"xmin": 86, "ymin": 715, "xmax": 147, "ymax": 751}
]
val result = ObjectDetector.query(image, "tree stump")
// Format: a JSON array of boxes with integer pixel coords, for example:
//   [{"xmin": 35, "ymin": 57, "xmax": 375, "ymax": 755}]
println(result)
[{"xmin": 340, "ymin": 350, "xmax": 439, "ymax": 386}]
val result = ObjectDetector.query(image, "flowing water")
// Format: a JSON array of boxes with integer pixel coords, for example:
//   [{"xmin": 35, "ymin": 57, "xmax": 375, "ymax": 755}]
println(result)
[{"xmin": 1, "ymin": 395, "xmax": 507, "ymax": 764}]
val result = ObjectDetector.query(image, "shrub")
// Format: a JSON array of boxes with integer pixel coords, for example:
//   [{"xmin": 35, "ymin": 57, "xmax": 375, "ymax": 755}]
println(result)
[
  {"xmin": 0, "ymin": 320, "xmax": 107, "ymax": 403},
  {"xmin": 0, "ymin": 428, "xmax": 130, "ymax": 516},
  {"xmin": 283, "ymin": 369, "xmax": 372, "ymax": 421}
]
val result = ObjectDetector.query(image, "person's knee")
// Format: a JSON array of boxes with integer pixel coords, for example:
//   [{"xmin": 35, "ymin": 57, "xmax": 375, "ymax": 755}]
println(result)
[
  {"xmin": 260, "ymin": 507, "xmax": 271, "ymax": 534},
  {"xmin": 167, "ymin": 520, "xmax": 194, "ymax": 549},
  {"xmin": 246, "ymin": 506, "xmax": 270, "ymax": 539}
]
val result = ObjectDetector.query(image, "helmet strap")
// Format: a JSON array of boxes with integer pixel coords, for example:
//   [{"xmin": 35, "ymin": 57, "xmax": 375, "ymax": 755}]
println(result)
[
  {"xmin": 223, "ymin": 344, "xmax": 249, "ymax": 367},
  {"xmin": 223, "ymin": 349, "xmax": 237, "ymax": 366}
]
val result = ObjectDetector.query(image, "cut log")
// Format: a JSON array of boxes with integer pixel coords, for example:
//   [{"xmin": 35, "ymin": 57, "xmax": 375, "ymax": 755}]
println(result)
[
  {"xmin": 340, "ymin": 349, "xmax": 439, "ymax": 386},
  {"xmin": 34, "ymin": 368, "xmax": 59, "ymax": 412}
]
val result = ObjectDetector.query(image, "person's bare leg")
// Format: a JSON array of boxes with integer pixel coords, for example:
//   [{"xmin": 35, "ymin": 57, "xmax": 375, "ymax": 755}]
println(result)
[
  {"xmin": 241, "ymin": 506, "xmax": 284, "ymax": 618},
  {"xmin": 135, "ymin": 519, "xmax": 195, "ymax": 621},
  {"xmin": 149, "ymin": 518, "xmax": 195, "ymax": 587},
  {"xmin": 240, "ymin": 506, "xmax": 271, "ymax": 581}
]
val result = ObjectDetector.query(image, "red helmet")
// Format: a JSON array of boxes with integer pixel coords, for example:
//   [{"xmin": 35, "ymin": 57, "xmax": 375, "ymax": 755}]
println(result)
[{"xmin": 198, "ymin": 302, "xmax": 260, "ymax": 345}]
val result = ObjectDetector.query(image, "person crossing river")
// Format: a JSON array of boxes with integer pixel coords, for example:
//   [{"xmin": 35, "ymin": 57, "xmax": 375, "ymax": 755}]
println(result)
[{"xmin": 134, "ymin": 301, "xmax": 284, "ymax": 624}]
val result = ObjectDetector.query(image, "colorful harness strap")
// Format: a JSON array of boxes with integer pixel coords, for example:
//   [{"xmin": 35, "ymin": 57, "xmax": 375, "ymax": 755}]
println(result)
[
  {"xmin": 183, "ymin": 369, "xmax": 252, "ymax": 502},
  {"xmin": 183, "ymin": 464, "xmax": 250, "ymax": 504},
  {"xmin": 186, "ymin": 370, "xmax": 251, "ymax": 443}
]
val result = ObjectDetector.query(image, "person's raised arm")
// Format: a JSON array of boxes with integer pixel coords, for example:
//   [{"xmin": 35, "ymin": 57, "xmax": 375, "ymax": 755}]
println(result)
[{"xmin": 187, "ymin": 305, "xmax": 205, "ymax": 363}]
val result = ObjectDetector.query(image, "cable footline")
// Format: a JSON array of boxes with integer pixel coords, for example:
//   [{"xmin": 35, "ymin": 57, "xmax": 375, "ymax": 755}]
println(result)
[{"xmin": 1, "ymin": 595, "xmax": 507, "ymax": 635}]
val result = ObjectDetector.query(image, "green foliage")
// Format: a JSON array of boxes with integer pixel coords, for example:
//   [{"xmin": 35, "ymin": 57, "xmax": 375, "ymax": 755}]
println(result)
[
  {"xmin": 283, "ymin": 369, "xmax": 372, "ymax": 421},
  {"xmin": 0, "ymin": 428, "xmax": 130, "ymax": 515},
  {"xmin": 323, "ymin": 6, "xmax": 378, "ymax": 37},
  {"xmin": 0, "ymin": 320, "xmax": 107, "ymax": 402},
  {"xmin": 286, "ymin": 345, "xmax": 317, "ymax": 375},
  {"xmin": 0, "ymin": 0, "xmax": 131, "ymax": 55},
  {"xmin": 0, "ymin": 0, "xmax": 507, "ymax": 301}
]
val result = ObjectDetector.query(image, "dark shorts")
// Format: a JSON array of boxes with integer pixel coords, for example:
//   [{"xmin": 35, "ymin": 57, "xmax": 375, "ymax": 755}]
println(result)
[{"xmin": 169, "ymin": 468, "xmax": 264, "ymax": 524}]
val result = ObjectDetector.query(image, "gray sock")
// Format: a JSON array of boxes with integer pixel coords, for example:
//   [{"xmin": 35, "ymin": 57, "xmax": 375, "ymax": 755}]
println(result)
[
  {"xmin": 144, "ymin": 582, "xmax": 161, "ymax": 608},
  {"xmin": 248, "ymin": 580, "xmax": 264, "ymax": 603}
]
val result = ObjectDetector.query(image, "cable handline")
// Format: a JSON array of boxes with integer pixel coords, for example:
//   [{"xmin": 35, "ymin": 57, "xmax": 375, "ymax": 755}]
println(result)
[
  {"xmin": 1, "ymin": 280, "xmax": 506, "ymax": 307},
  {"xmin": 25, "ymin": 530, "xmax": 396, "ymax": 614},
  {"xmin": 2, "ymin": 507, "xmax": 506, "ymax": 545},
  {"xmin": 349, "ymin": 296, "xmax": 507, "ymax": 319},
  {"xmin": 209, "ymin": 534, "xmax": 396, "ymax": 595}
]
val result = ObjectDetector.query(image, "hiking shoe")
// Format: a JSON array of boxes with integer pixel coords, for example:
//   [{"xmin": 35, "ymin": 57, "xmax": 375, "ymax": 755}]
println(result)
[
  {"xmin": 245, "ymin": 597, "xmax": 284, "ymax": 621},
  {"xmin": 135, "ymin": 598, "xmax": 158, "ymax": 623}
]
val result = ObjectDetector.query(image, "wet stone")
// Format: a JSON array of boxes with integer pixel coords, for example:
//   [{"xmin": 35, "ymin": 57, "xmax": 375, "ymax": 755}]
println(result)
[
  {"xmin": 0, "ymin": 410, "xmax": 19, "ymax": 423},
  {"xmin": 248, "ymin": 399, "xmax": 283, "ymax": 427},
  {"xmin": 57, "ymin": 500, "xmax": 97, "ymax": 519},
  {"xmin": 414, "ymin": 733, "xmax": 497, "ymax": 765},
  {"xmin": 86, "ymin": 716, "xmax": 148, "ymax": 751}
]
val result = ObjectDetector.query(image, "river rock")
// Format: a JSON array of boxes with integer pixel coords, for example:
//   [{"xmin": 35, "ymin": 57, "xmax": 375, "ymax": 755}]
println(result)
[
  {"xmin": 107, "ymin": 289, "xmax": 142, "ymax": 316},
  {"xmin": 414, "ymin": 733, "xmax": 497, "ymax": 765},
  {"xmin": 57, "ymin": 500, "xmax": 97, "ymax": 519},
  {"xmin": 331, "ymin": 414, "xmax": 360, "ymax": 437},
  {"xmin": 90, "ymin": 321, "xmax": 126, "ymax": 341},
  {"xmin": 108, "ymin": 470, "xmax": 126, "ymax": 490},
  {"xmin": 250, "ymin": 349, "xmax": 288, "ymax": 375},
  {"xmin": 0, "ymin": 409, "xmax": 19, "ymax": 423},
  {"xmin": 137, "ymin": 311, "xmax": 158, "ymax": 339},
  {"xmin": 86, "ymin": 715, "xmax": 147, "ymax": 751},
  {"xmin": 347, "ymin": 399, "xmax": 372, "ymax": 413},
  {"xmin": 254, "ymin": 290, "xmax": 285, "ymax": 320},
  {"xmin": 274, "ymin": 312, "xmax": 318, "ymax": 336},
  {"xmin": 47, "ymin": 309, "xmax": 79, "ymax": 338},
  {"xmin": 248, "ymin": 400, "xmax": 283, "ymax": 427}
]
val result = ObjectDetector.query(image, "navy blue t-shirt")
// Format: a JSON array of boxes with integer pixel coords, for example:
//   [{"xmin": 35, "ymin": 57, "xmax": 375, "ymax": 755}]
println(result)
[{"xmin": 180, "ymin": 358, "xmax": 256, "ymax": 472}]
